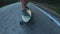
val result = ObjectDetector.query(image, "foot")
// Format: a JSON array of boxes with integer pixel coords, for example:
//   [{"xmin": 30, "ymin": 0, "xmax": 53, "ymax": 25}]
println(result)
[{"xmin": 22, "ymin": 9, "xmax": 32, "ymax": 22}]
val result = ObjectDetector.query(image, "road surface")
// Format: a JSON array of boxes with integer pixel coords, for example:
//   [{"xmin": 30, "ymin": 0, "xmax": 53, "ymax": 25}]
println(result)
[{"xmin": 0, "ymin": 2, "xmax": 60, "ymax": 34}]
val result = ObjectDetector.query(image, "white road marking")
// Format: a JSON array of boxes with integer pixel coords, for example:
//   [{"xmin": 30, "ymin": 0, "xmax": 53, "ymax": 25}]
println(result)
[{"xmin": 31, "ymin": 4, "xmax": 60, "ymax": 27}]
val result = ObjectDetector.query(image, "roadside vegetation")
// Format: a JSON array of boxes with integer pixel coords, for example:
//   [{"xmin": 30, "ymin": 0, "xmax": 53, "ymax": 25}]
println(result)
[
  {"xmin": 0, "ymin": 0, "xmax": 60, "ymax": 14},
  {"xmin": 39, "ymin": 3, "xmax": 60, "ymax": 14},
  {"xmin": 0, "ymin": 0, "xmax": 20, "ymax": 7},
  {"xmin": 32, "ymin": 0, "xmax": 60, "ymax": 14}
]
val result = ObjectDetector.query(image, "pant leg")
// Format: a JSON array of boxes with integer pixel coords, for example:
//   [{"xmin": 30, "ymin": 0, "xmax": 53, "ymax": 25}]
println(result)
[{"xmin": 21, "ymin": 0, "xmax": 28, "ymax": 10}]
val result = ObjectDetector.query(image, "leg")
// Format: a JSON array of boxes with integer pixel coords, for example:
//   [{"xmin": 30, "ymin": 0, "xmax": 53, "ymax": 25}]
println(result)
[{"xmin": 20, "ymin": 0, "xmax": 32, "ymax": 25}]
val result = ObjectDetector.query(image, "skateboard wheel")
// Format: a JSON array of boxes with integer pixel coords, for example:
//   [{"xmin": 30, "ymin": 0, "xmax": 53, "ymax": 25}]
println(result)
[{"xmin": 20, "ymin": 21, "xmax": 24, "ymax": 25}]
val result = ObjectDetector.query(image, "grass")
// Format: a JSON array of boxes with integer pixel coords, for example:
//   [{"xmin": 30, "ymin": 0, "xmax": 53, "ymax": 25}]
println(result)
[
  {"xmin": 0, "ymin": 2, "xmax": 17, "ymax": 8},
  {"xmin": 56, "ymin": 6, "xmax": 60, "ymax": 14},
  {"xmin": 39, "ymin": 3, "xmax": 60, "ymax": 14},
  {"xmin": 0, "ymin": 0, "xmax": 20, "ymax": 8}
]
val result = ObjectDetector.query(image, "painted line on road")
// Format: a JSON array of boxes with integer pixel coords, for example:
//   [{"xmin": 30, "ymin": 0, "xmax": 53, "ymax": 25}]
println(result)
[{"xmin": 31, "ymin": 4, "xmax": 60, "ymax": 27}]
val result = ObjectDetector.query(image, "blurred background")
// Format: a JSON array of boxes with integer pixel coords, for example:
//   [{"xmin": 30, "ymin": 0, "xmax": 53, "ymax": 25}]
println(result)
[
  {"xmin": 0, "ymin": 0, "xmax": 60, "ymax": 14},
  {"xmin": 0, "ymin": 0, "xmax": 60, "ymax": 7},
  {"xmin": 0, "ymin": 0, "xmax": 20, "ymax": 7}
]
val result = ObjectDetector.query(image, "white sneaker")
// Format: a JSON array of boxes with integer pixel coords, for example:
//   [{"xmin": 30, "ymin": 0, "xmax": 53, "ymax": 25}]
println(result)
[{"xmin": 22, "ymin": 9, "xmax": 32, "ymax": 22}]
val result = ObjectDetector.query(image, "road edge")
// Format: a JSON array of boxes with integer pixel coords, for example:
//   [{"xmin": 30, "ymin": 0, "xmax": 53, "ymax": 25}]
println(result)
[{"xmin": 32, "ymin": 2, "xmax": 60, "ymax": 19}]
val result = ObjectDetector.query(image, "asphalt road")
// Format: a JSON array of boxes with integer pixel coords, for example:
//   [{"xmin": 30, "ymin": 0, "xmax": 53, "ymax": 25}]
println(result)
[{"xmin": 0, "ymin": 2, "xmax": 60, "ymax": 34}]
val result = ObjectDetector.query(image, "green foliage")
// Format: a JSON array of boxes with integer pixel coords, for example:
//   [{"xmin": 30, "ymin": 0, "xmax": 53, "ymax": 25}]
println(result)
[
  {"xmin": 31, "ymin": 0, "xmax": 60, "ymax": 4},
  {"xmin": 56, "ymin": 6, "xmax": 60, "ymax": 14},
  {"xmin": 0, "ymin": 0, "xmax": 20, "ymax": 7},
  {"xmin": 0, "ymin": 0, "xmax": 60, "ymax": 7}
]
